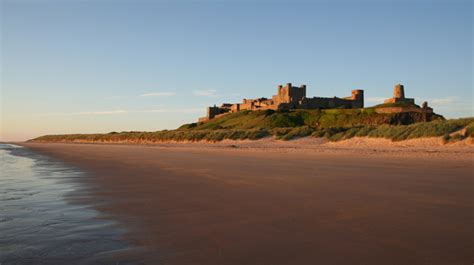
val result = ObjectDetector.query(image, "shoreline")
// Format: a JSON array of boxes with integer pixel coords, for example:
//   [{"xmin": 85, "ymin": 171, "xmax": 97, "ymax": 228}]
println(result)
[
  {"xmin": 0, "ymin": 144, "xmax": 142, "ymax": 264},
  {"xmin": 20, "ymin": 136, "xmax": 474, "ymax": 160},
  {"xmin": 17, "ymin": 142, "xmax": 474, "ymax": 264}
]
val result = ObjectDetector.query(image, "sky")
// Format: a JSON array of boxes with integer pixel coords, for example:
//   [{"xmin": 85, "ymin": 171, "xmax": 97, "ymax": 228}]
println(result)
[{"xmin": 1, "ymin": 0, "xmax": 472, "ymax": 141}]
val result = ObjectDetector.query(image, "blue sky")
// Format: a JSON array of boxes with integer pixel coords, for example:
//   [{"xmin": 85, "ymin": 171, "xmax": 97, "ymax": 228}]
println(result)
[{"xmin": 1, "ymin": 0, "xmax": 472, "ymax": 141}]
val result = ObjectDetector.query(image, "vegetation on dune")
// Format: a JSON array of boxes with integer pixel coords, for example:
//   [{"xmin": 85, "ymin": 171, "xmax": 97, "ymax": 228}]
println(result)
[
  {"xmin": 465, "ymin": 121, "xmax": 474, "ymax": 137},
  {"xmin": 370, "ymin": 101, "xmax": 421, "ymax": 108},
  {"xmin": 30, "ymin": 109, "xmax": 473, "ymax": 143},
  {"xmin": 311, "ymin": 118, "xmax": 474, "ymax": 142},
  {"xmin": 179, "ymin": 108, "xmax": 443, "ymax": 131},
  {"xmin": 32, "ymin": 128, "xmax": 272, "ymax": 143}
]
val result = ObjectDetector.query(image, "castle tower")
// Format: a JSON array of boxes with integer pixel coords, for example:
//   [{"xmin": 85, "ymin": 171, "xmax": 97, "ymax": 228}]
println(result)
[
  {"xmin": 351, "ymin": 89, "xmax": 364, "ymax": 99},
  {"xmin": 351, "ymin": 89, "xmax": 364, "ymax": 108},
  {"xmin": 384, "ymin": 83, "xmax": 415, "ymax": 104},
  {"xmin": 394, "ymin": 84, "xmax": 405, "ymax": 99},
  {"xmin": 277, "ymin": 84, "xmax": 287, "ymax": 103},
  {"xmin": 287, "ymin": 83, "xmax": 306, "ymax": 105},
  {"xmin": 275, "ymin": 83, "xmax": 306, "ymax": 105},
  {"xmin": 300, "ymin": 84, "xmax": 307, "ymax": 97}
]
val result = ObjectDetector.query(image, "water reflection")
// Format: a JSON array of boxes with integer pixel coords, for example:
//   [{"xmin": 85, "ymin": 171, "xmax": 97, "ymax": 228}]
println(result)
[{"xmin": 0, "ymin": 144, "xmax": 136, "ymax": 264}]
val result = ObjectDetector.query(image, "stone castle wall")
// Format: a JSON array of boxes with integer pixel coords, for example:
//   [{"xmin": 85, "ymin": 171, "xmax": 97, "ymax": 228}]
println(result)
[
  {"xmin": 301, "ymin": 96, "xmax": 363, "ymax": 109},
  {"xmin": 198, "ymin": 83, "xmax": 365, "ymax": 122}
]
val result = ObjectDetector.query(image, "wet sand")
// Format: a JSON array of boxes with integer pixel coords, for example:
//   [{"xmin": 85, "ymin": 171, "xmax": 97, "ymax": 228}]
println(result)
[{"xmin": 19, "ymin": 142, "xmax": 473, "ymax": 265}]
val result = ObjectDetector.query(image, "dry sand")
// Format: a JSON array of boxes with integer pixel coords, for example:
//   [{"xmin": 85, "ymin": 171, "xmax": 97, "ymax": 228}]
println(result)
[{"xmin": 19, "ymin": 141, "xmax": 473, "ymax": 265}]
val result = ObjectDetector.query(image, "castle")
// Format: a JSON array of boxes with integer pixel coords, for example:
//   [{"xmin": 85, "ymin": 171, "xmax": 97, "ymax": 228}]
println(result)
[
  {"xmin": 198, "ymin": 83, "xmax": 364, "ymax": 122},
  {"xmin": 198, "ymin": 83, "xmax": 432, "ymax": 122}
]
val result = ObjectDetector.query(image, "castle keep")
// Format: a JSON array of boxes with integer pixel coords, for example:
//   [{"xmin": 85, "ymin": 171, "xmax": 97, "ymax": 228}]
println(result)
[{"xmin": 199, "ymin": 83, "xmax": 364, "ymax": 122}]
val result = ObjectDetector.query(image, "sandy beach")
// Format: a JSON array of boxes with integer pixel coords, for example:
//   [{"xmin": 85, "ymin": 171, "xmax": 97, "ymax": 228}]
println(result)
[{"xmin": 19, "ymin": 141, "xmax": 473, "ymax": 265}]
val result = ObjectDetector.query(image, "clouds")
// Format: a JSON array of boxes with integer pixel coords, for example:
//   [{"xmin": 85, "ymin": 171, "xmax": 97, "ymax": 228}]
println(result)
[
  {"xmin": 193, "ymin": 89, "xmax": 241, "ymax": 98},
  {"xmin": 103, "ymin": 96, "xmax": 125, "ymax": 100},
  {"xmin": 417, "ymin": 96, "xmax": 468, "ymax": 107},
  {"xmin": 35, "ymin": 88, "xmax": 243, "ymax": 118},
  {"xmin": 35, "ymin": 108, "xmax": 203, "ymax": 117},
  {"xmin": 419, "ymin": 97, "xmax": 472, "ymax": 114},
  {"xmin": 427, "ymin": 97, "xmax": 463, "ymax": 105},
  {"xmin": 106, "ymin": 89, "xmax": 237, "ymax": 99},
  {"xmin": 140, "ymin": 92, "xmax": 176, "ymax": 97},
  {"xmin": 103, "ymin": 92, "xmax": 177, "ymax": 99},
  {"xmin": 365, "ymin": 97, "xmax": 387, "ymax": 103},
  {"xmin": 35, "ymin": 110, "xmax": 128, "ymax": 116},
  {"xmin": 194, "ymin": 89, "xmax": 218, "ymax": 97}
]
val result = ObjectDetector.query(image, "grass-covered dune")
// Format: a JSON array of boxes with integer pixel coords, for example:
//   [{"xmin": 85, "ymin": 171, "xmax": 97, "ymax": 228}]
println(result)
[
  {"xmin": 30, "ymin": 108, "xmax": 474, "ymax": 143},
  {"xmin": 180, "ymin": 107, "xmax": 442, "ymax": 130}
]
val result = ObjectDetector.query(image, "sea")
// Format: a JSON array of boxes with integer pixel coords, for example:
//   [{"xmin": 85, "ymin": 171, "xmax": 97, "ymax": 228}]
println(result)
[{"xmin": 0, "ymin": 144, "xmax": 137, "ymax": 265}]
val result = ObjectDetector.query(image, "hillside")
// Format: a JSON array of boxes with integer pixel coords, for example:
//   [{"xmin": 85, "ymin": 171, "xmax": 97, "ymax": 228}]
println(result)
[
  {"xmin": 30, "ymin": 108, "xmax": 474, "ymax": 143},
  {"xmin": 181, "ymin": 107, "xmax": 442, "ymax": 130}
]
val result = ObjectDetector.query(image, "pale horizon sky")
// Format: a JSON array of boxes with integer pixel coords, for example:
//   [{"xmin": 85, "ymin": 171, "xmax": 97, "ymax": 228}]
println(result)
[{"xmin": 1, "ymin": 0, "xmax": 473, "ymax": 141}]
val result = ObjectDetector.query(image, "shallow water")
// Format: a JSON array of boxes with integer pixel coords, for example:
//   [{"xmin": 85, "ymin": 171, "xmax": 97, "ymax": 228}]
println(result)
[{"xmin": 0, "ymin": 144, "xmax": 135, "ymax": 265}]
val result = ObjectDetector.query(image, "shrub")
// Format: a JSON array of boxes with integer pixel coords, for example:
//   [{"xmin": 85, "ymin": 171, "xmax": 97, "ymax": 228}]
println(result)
[
  {"xmin": 465, "ymin": 122, "xmax": 474, "ymax": 138},
  {"xmin": 450, "ymin": 133, "xmax": 465, "ymax": 142},
  {"xmin": 178, "ymin": 123, "xmax": 198, "ymax": 130},
  {"xmin": 265, "ymin": 112, "xmax": 305, "ymax": 128},
  {"xmin": 355, "ymin": 126, "xmax": 375, "ymax": 137},
  {"xmin": 311, "ymin": 130, "xmax": 326, "ymax": 138},
  {"xmin": 280, "ymin": 126, "xmax": 314, "ymax": 141},
  {"xmin": 442, "ymin": 134, "xmax": 451, "ymax": 144},
  {"xmin": 247, "ymin": 129, "xmax": 271, "ymax": 140},
  {"xmin": 271, "ymin": 128, "xmax": 293, "ymax": 139}
]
